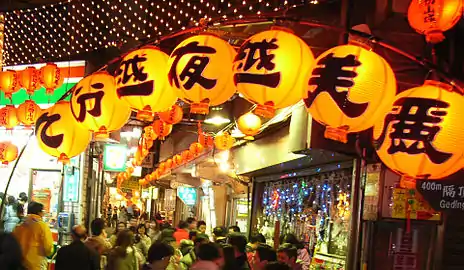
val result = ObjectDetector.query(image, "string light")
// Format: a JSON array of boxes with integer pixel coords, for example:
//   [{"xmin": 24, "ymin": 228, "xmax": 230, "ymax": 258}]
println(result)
[{"xmin": 2, "ymin": 0, "xmax": 320, "ymax": 65}]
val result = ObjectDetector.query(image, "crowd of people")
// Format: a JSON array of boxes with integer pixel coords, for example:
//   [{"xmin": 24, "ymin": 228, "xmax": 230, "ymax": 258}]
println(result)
[
  {"xmin": 0, "ymin": 201, "xmax": 311, "ymax": 270},
  {"xmin": 1, "ymin": 192, "xmax": 29, "ymax": 233}
]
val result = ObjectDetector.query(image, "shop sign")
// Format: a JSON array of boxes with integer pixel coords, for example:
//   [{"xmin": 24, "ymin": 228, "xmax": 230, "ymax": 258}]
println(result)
[
  {"xmin": 390, "ymin": 187, "xmax": 440, "ymax": 221},
  {"xmin": 177, "ymin": 187, "xmax": 197, "ymax": 206},
  {"xmin": 363, "ymin": 164, "xmax": 381, "ymax": 221},
  {"xmin": 63, "ymin": 165, "xmax": 80, "ymax": 202},
  {"xmin": 121, "ymin": 177, "xmax": 140, "ymax": 191},
  {"xmin": 103, "ymin": 144, "xmax": 128, "ymax": 172},
  {"xmin": 141, "ymin": 152, "xmax": 154, "ymax": 168},
  {"xmin": 31, "ymin": 189, "xmax": 51, "ymax": 213},
  {"xmin": 141, "ymin": 189, "xmax": 151, "ymax": 199},
  {"xmin": 165, "ymin": 189, "xmax": 176, "ymax": 211},
  {"xmin": 417, "ymin": 176, "xmax": 464, "ymax": 213}
]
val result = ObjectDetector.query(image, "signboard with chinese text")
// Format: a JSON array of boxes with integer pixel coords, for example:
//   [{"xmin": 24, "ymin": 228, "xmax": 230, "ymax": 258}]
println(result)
[
  {"xmin": 417, "ymin": 171, "xmax": 464, "ymax": 213},
  {"xmin": 120, "ymin": 177, "xmax": 140, "ymax": 191},
  {"xmin": 177, "ymin": 187, "xmax": 197, "ymax": 206},
  {"xmin": 363, "ymin": 163, "xmax": 381, "ymax": 221},
  {"xmin": 103, "ymin": 144, "xmax": 128, "ymax": 172},
  {"xmin": 165, "ymin": 189, "xmax": 176, "ymax": 211},
  {"xmin": 390, "ymin": 187, "xmax": 440, "ymax": 221},
  {"xmin": 63, "ymin": 166, "xmax": 80, "ymax": 202}
]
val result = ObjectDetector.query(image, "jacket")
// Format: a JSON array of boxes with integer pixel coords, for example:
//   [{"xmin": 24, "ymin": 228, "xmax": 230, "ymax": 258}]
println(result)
[
  {"xmin": 55, "ymin": 240, "xmax": 100, "ymax": 270},
  {"xmin": 180, "ymin": 239, "xmax": 194, "ymax": 256},
  {"xmin": 13, "ymin": 214, "xmax": 54, "ymax": 270},
  {"xmin": 190, "ymin": 260, "xmax": 219, "ymax": 270},
  {"xmin": 4, "ymin": 204, "xmax": 20, "ymax": 233},
  {"xmin": 85, "ymin": 235, "xmax": 112, "ymax": 268},
  {"xmin": 297, "ymin": 249, "xmax": 310, "ymax": 270},
  {"xmin": 106, "ymin": 246, "xmax": 138, "ymax": 270},
  {"xmin": 173, "ymin": 228, "xmax": 189, "ymax": 244},
  {"xmin": 180, "ymin": 248, "xmax": 197, "ymax": 270}
]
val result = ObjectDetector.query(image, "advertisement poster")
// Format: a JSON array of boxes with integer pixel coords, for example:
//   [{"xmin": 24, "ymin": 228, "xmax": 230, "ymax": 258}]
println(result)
[
  {"xmin": 391, "ymin": 188, "xmax": 440, "ymax": 221},
  {"xmin": 363, "ymin": 164, "xmax": 381, "ymax": 221},
  {"xmin": 32, "ymin": 189, "xmax": 51, "ymax": 213}
]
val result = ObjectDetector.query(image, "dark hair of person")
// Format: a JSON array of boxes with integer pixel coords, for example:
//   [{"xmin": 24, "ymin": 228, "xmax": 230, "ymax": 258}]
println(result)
[
  {"xmin": 19, "ymin": 195, "xmax": 28, "ymax": 203},
  {"xmin": 194, "ymin": 234, "xmax": 210, "ymax": 245},
  {"xmin": 221, "ymin": 244, "xmax": 236, "ymax": 270},
  {"xmin": 128, "ymin": 226, "xmax": 137, "ymax": 233},
  {"xmin": 161, "ymin": 236, "xmax": 176, "ymax": 245},
  {"xmin": 197, "ymin": 243, "xmax": 220, "ymax": 261},
  {"xmin": 228, "ymin": 225, "xmax": 240, "ymax": 233},
  {"xmin": 160, "ymin": 228, "xmax": 176, "ymax": 241},
  {"xmin": 160, "ymin": 222, "xmax": 172, "ymax": 231},
  {"xmin": 90, "ymin": 218, "xmax": 106, "ymax": 236},
  {"xmin": 178, "ymin": 220, "xmax": 189, "ymax": 230},
  {"xmin": 147, "ymin": 242, "xmax": 174, "ymax": 263},
  {"xmin": 228, "ymin": 232, "xmax": 248, "ymax": 253},
  {"xmin": 137, "ymin": 224, "xmax": 148, "ymax": 236},
  {"xmin": 277, "ymin": 243, "xmax": 298, "ymax": 261},
  {"xmin": 115, "ymin": 222, "xmax": 127, "ymax": 234},
  {"xmin": 114, "ymin": 230, "xmax": 134, "ymax": 257},
  {"xmin": 264, "ymin": 261, "xmax": 292, "ymax": 270},
  {"xmin": 71, "ymin": 226, "xmax": 87, "ymax": 240},
  {"xmin": 27, "ymin": 201, "xmax": 44, "ymax": 215},
  {"xmin": 280, "ymin": 234, "xmax": 304, "ymax": 250},
  {"xmin": 197, "ymin": 220, "xmax": 206, "ymax": 227},
  {"xmin": 256, "ymin": 244, "xmax": 277, "ymax": 262},
  {"xmin": 0, "ymin": 232, "xmax": 24, "ymax": 270},
  {"xmin": 7, "ymin": 196, "xmax": 18, "ymax": 211},
  {"xmin": 250, "ymin": 233, "xmax": 266, "ymax": 244},
  {"xmin": 186, "ymin": 217, "xmax": 196, "ymax": 225},
  {"xmin": 213, "ymin": 226, "xmax": 227, "ymax": 238},
  {"xmin": 18, "ymin": 192, "xmax": 26, "ymax": 198},
  {"xmin": 189, "ymin": 230, "xmax": 197, "ymax": 240}
]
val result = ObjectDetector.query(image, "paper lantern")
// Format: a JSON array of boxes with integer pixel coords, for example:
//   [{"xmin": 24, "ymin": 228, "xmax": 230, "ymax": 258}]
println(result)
[
  {"xmin": 373, "ymin": 81, "xmax": 464, "ymax": 180},
  {"xmin": 165, "ymin": 158, "xmax": 173, "ymax": 169},
  {"xmin": 158, "ymin": 162, "xmax": 166, "ymax": 174},
  {"xmin": 70, "ymin": 72, "xmax": 131, "ymax": 138},
  {"xmin": 158, "ymin": 105, "xmax": 183, "ymax": 125},
  {"xmin": 152, "ymin": 120, "xmax": 172, "ymax": 140},
  {"xmin": 198, "ymin": 133, "xmax": 214, "ymax": 148},
  {"xmin": 139, "ymin": 179, "xmax": 148, "ymax": 186},
  {"xmin": 214, "ymin": 132, "xmax": 235, "ymax": 150},
  {"xmin": 39, "ymin": 63, "xmax": 64, "ymax": 95},
  {"xmin": 115, "ymin": 46, "xmax": 177, "ymax": 121},
  {"xmin": 0, "ymin": 105, "xmax": 19, "ymax": 130},
  {"xmin": 0, "ymin": 70, "xmax": 20, "ymax": 99},
  {"xmin": 189, "ymin": 142, "xmax": 204, "ymax": 156},
  {"xmin": 173, "ymin": 154, "xmax": 183, "ymax": 166},
  {"xmin": 35, "ymin": 101, "xmax": 91, "ymax": 163},
  {"xmin": 168, "ymin": 34, "xmax": 236, "ymax": 114},
  {"xmin": 233, "ymin": 29, "xmax": 315, "ymax": 118},
  {"xmin": 0, "ymin": 142, "xmax": 18, "ymax": 165},
  {"xmin": 304, "ymin": 44, "xmax": 396, "ymax": 143},
  {"xmin": 19, "ymin": 67, "xmax": 40, "ymax": 96},
  {"xmin": 151, "ymin": 171, "xmax": 160, "ymax": 181},
  {"xmin": 237, "ymin": 112, "xmax": 262, "ymax": 139},
  {"xmin": 181, "ymin": 150, "xmax": 193, "ymax": 161},
  {"xmin": 408, "ymin": 0, "xmax": 463, "ymax": 44},
  {"xmin": 16, "ymin": 100, "xmax": 42, "ymax": 128}
]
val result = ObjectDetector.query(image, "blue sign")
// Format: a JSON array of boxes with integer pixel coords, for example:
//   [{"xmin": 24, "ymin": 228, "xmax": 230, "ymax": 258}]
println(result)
[
  {"xmin": 177, "ymin": 187, "xmax": 197, "ymax": 206},
  {"xmin": 63, "ymin": 165, "xmax": 80, "ymax": 202}
]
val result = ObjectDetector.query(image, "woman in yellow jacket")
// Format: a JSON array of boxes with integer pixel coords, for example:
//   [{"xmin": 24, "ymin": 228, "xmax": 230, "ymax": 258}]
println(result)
[{"xmin": 13, "ymin": 202, "xmax": 54, "ymax": 270}]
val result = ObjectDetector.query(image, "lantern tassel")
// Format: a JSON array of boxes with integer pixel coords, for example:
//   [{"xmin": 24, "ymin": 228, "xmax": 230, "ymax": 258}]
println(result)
[{"xmin": 426, "ymin": 30, "xmax": 445, "ymax": 44}]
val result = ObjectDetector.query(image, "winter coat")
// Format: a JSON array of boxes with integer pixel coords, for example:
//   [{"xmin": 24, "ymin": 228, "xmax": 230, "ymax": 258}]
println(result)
[
  {"xmin": 106, "ymin": 246, "xmax": 138, "ymax": 270},
  {"xmin": 13, "ymin": 214, "xmax": 54, "ymax": 270},
  {"xmin": 3, "ymin": 205, "xmax": 20, "ymax": 233},
  {"xmin": 180, "ymin": 248, "xmax": 197, "ymax": 270},
  {"xmin": 85, "ymin": 235, "xmax": 112, "ymax": 268},
  {"xmin": 190, "ymin": 260, "xmax": 219, "ymax": 270}
]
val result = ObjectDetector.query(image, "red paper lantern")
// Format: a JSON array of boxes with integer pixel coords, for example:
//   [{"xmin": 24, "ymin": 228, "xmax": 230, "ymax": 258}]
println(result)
[
  {"xmin": 0, "ymin": 105, "xmax": 19, "ymax": 130},
  {"xmin": 158, "ymin": 105, "xmax": 183, "ymax": 125},
  {"xmin": 0, "ymin": 70, "xmax": 20, "ymax": 100},
  {"xmin": 40, "ymin": 63, "xmax": 64, "ymax": 95},
  {"xmin": 189, "ymin": 142, "xmax": 204, "ymax": 156},
  {"xmin": 19, "ymin": 67, "xmax": 40, "ymax": 96},
  {"xmin": 173, "ymin": 154, "xmax": 183, "ymax": 166},
  {"xmin": 16, "ymin": 100, "xmax": 42, "ymax": 128},
  {"xmin": 181, "ymin": 150, "xmax": 193, "ymax": 161},
  {"xmin": 0, "ymin": 142, "xmax": 18, "ymax": 165},
  {"xmin": 152, "ymin": 120, "xmax": 173, "ymax": 140},
  {"xmin": 158, "ymin": 162, "xmax": 166, "ymax": 174},
  {"xmin": 165, "ymin": 158, "xmax": 173, "ymax": 169},
  {"xmin": 198, "ymin": 133, "xmax": 214, "ymax": 147}
]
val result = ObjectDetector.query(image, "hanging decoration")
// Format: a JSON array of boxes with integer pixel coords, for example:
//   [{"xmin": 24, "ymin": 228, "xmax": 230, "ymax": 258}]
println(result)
[
  {"xmin": 152, "ymin": 120, "xmax": 173, "ymax": 140},
  {"xmin": 0, "ymin": 142, "xmax": 18, "ymax": 165},
  {"xmin": 70, "ymin": 72, "xmax": 131, "ymax": 138},
  {"xmin": 408, "ymin": 0, "xmax": 463, "ymax": 44},
  {"xmin": 237, "ymin": 112, "xmax": 262, "ymax": 140},
  {"xmin": 35, "ymin": 101, "xmax": 92, "ymax": 163},
  {"xmin": 0, "ymin": 105, "xmax": 19, "ymax": 130},
  {"xmin": 173, "ymin": 154, "xmax": 183, "ymax": 166},
  {"xmin": 0, "ymin": 70, "xmax": 20, "ymax": 100},
  {"xmin": 214, "ymin": 131, "xmax": 235, "ymax": 150},
  {"xmin": 143, "ymin": 126, "xmax": 157, "ymax": 141},
  {"xmin": 167, "ymin": 34, "xmax": 237, "ymax": 114},
  {"xmin": 233, "ymin": 29, "xmax": 315, "ymax": 118},
  {"xmin": 39, "ymin": 63, "xmax": 64, "ymax": 95},
  {"xmin": 304, "ymin": 44, "xmax": 397, "ymax": 143},
  {"xmin": 16, "ymin": 100, "xmax": 42, "ymax": 128},
  {"xmin": 19, "ymin": 67, "xmax": 40, "ymax": 96},
  {"xmin": 189, "ymin": 142, "xmax": 204, "ymax": 157},
  {"xmin": 158, "ymin": 105, "xmax": 183, "ymax": 125},
  {"xmin": 115, "ymin": 46, "xmax": 177, "ymax": 121},
  {"xmin": 373, "ymin": 81, "xmax": 464, "ymax": 180},
  {"xmin": 181, "ymin": 149, "xmax": 193, "ymax": 162},
  {"xmin": 165, "ymin": 158, "xmax": 173, "ymax": 169}
]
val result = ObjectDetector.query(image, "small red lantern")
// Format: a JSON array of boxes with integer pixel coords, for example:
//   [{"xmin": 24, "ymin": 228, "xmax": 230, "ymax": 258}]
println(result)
[
  {"xmin": 0, "ymin": 70, "xmax": 20, "ymax": 100},
  {"xmin": 16, "ymin": 100, "xmax": 42, "ymax": 128},
  {"xmin": 181, "ymin": 150, "xmax": 193, "ymax": 161},
  {"xmin": 165, "ymin": 158, "xmax": 173, "ymax": 169},
  {"xmin": 19, "ymin": 67, "xmax": 40, "ymax": 96},
  {"xmin": 173, "ymin": 154, "xmax": 183, "ymax": 166},
  {"xmin": 158, "ymin": 162, "xmax": 166, "ymax": 174},
  {"xmin": 144, "ymin": 126, "xmax": 157, "ymax": 141},
  {"xmin": 0, "ymin": 142, "xmax": 18, "ymax": 165},
  {"xmin": 0, "ymin": 105, "xmax": 19, "ymax": 130},
  {"xmin": 189, "ymin": 142, "xmax": 205, "ymax": 156},
  {"xmin": 152, "ymin": 120, "xmax": 173, "ymax": 140},
  {"xmin": 40, "ymin": 63, "xmax": 64, "ymax": 95},
  {"xmin": 198, "ymin": 133, "xmax": 214, "ymax": 148},
  {"xmin": 158, "ymin": 105, "xmax": 183, "ymax": 125},
  {"xmin": 214, "ymin": 132, "xmax": 235, "ymax": 150}
]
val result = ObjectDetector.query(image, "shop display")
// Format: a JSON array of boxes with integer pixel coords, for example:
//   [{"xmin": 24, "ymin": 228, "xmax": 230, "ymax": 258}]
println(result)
[{"xmin": 259, "ymin": 168, "xmax": 352, "ymax": 262}]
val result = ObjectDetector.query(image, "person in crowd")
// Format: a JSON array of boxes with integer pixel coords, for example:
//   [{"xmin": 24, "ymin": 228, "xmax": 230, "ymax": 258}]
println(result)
[
  {"xmin": 0, "ymin": 231, "xmax": 24, "ymax": 270},
  {"xmin": 18, "ymin": 192, "xmax": 28, "ymax": 218},
  {"xmin": 186, "ymin": 217, "xmax": 197, "ymax": 231},
  {"xmin": 277, "ymin": 244, "xmax": 303, "ymax": 270},
  {"xmin": 197, "ymin": 220, "xmax": 207, "ymax": 234},
  {"xmin": 264, "ymin": 262, "xmax": 292, "ymax": 270},
  {"xmin": 191, "ymin": 242, "xmax": 221, "ymax": 270},
  {"xmin": 13, "ymin": 201, "xmax": 54, "ymax": 270},
  {"xmin": 179, "ymin": 231, "xmax": 196, "ymax": 256},
  {"xmin": 162, "ymin": 236, "xmax": 183, "ymax": 270},
  {"xmin": 107, "ymin": 229, "xmax": 139, "ymax": 270},
  {"xmin": 129, "ymin": 225, "xmax": 137, "ymax": 234},
  {"xmin": 85, "ymin": 218, "xmax": 112, "ymax": 269},
  {"xmin": 148, "ymin": 220, "xmax": 162, "ymax": 242},
  {"xmin": 135, "ymin": 223, "xmax": 152, "ymax": 257},
  {"xmin": 127, "ymin": 204, "xmax": 134, "ymax": 221},
  {"xmin": 253, "ymin": 245, "xmax": 277, "ymax": 270},
  {"xmin": 174, "ymin": 220, "xmax": 190, "ymax": 244},
  {"xmin": 119, "ymin": 206, "xmax": 128, "ymax": 224},
  {"xmin": 142, "ymin": 242, "xmax": 174, "ymax": 270},
  {"xmin": 180, "ymin": 234, "xmax": 209, "ymax": 270},
  {"xmin": 247, "ymin": 233, "xmax": 267, "ymax": 265},
  {"xmin": 110, "ymin": 221, "xmax": 128, "ymax": 246},
  {"xmin": 4, "ymin": 195, "xmax": 20, "ymax": 232},
  {"xmin": 229, "ymin": 232, "xmax": 251, "ymax": 270},
  {"xmin": 280, "ymin": 234, "xmax": 310, "ymax": 270},
  {"xmin": 212, "ymin": 226, "xmax": 227, "ymax": 245},
  {"xmin": 55, "ymin": 225, "xmax": 99, "ymax": 270},
  {"xmin": 107, "ymin": 204, "xmax": 113, "ymax": 226},
  {"xmin": 112, "ymin": 206, "xmax": 119, "ymax": 228},
  {"xmin": 220, "ymin": 244, "xmax": 237, "ymax": 270},
  {"xmin": 228, "ymin": 225, "xmax": 241, "ymax": 234}
]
